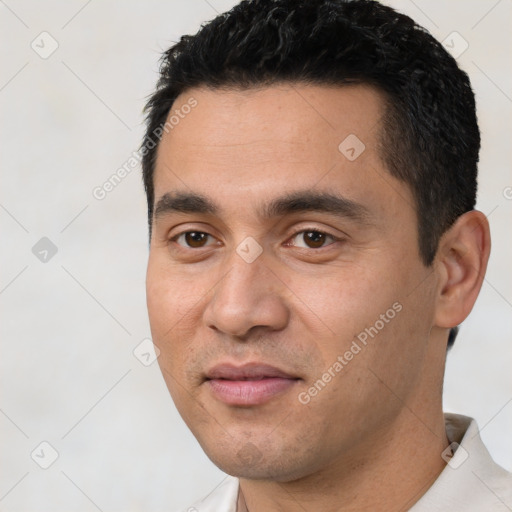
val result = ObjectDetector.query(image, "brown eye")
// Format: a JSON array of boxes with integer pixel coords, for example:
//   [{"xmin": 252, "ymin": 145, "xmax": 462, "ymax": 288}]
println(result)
[
  {"xmin": 175, "ymin": 231, "xmax": 213, "ymax": 248},
  {"xmin": 290, "ymin": 230, "xmax": 335, "ymax": 249},
  {"xmin": 303, "ymin": 231, "xmax": 326, "ymax": 248},
  {"xmin": 186, "ymin": 232, "xmax": 208, "ymax": 247}
]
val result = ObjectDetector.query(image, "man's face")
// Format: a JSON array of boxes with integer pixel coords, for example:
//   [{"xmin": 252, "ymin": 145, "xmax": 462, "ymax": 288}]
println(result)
[{"xmin": 146, "ymin": 84, "xmax": 439, "ymax": 481}]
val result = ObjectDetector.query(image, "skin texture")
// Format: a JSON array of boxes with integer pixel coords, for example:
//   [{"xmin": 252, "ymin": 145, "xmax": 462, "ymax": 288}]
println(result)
[{"xmin": 146, "ymin": 84, "xmax": 490, "ymax": 511}]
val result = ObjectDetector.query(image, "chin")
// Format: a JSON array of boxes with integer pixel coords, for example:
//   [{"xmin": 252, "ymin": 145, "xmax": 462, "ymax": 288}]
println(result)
[{"xmin": 203, "ymin": 444, "xmax": 314, "ymax": 482}]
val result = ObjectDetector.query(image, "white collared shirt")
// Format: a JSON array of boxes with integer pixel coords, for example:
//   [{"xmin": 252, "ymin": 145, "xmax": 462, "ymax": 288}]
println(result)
[{"xmin": 180, "ymin": 413, "xmax": 512, "ymax": 511}]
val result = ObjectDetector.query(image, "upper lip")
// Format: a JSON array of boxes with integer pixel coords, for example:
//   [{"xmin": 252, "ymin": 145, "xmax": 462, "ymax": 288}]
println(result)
[{"xmin": 205, "ymin": 362, "xmax": 298, "ymax": 381}]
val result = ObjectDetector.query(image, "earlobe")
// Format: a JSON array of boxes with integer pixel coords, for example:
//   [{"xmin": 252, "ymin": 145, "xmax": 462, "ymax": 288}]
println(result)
[{"xmin": 434, "ymin": 210, "xmax": 491, "ymax": 329}]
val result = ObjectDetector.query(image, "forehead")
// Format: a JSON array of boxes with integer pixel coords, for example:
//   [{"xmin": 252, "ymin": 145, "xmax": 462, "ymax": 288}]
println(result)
[
  {"xmin": 152, "ymin": 83, "xmax": 412, "ymax": 220},
  {"xmin": 158, "ymin": 83, "xmax": 384, "ymax": 161}
]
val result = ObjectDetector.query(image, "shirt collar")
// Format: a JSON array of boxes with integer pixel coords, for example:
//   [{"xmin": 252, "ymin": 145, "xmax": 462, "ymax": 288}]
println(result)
[{"xmin": 410, "ymin": 413, "xmax": 512, "ymax": 511}]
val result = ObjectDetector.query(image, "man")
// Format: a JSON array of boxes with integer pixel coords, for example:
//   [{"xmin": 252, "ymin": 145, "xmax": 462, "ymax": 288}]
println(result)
[{"xmin": 142, "ymin": 0, "xmax": 512, "ymax": 510}]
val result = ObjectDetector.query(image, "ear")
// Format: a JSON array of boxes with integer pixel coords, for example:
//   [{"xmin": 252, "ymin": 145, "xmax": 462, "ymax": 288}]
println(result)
[{"xmin": 434, "ymin": 210, "xmax": 491, "ymax": 329}]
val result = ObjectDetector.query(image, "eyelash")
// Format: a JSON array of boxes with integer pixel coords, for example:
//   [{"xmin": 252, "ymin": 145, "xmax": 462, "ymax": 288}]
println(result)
[
  {"xmin": 286, "ymin": 228, "xmax": 338, "ymax": 249},
  {"xmin": 170, "ymin": 228, "xmax": 339, "ymax": 250}
]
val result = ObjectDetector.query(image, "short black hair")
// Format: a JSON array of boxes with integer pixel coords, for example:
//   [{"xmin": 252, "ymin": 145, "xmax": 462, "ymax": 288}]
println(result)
[{"xmin": 142, "ymin": 0, "xmax": 480, "ymax": 344}]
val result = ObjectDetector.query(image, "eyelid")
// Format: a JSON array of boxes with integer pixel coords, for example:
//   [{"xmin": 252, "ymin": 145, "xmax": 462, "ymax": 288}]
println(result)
[
  {"xmin": 291, "ymin": 226, "xmax": 337, "ymax": 235},
  {"xmin": 283, "ymin": 228, "xmax": 342, "ymax": 251},
  {"xmin": 167, "ymin": 222, "xmax": 220, "ymax": 240},
  {"xmin": 170, "ymin": 230, "xmax": 219, "ymax": 249},
  {"xmin": 167, "ymin": 224, "xmax": 345, "ymax": 249}
]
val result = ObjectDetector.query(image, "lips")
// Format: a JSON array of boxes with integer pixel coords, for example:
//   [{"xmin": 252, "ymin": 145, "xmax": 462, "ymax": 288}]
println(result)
[
  {"xmin": 205, "ymin": 363, "xmax": 300, "ymax": 406},
  {"xmin": 206, "ymin": 363, "xmax": 296, "ymax": 381}
]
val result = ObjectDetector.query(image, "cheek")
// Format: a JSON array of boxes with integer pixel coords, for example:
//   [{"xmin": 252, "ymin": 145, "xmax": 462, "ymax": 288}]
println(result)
[
  {"xmin": 146, "ymin": 255, "xmax": 205, "ymax": 329},
  {"xmin": 289, "ymin": 258, "xmax": 430, "ymax": 383},
  {"xmin": 147, "ymin": 268, "xmax": 205, "ymax": 421},
  {"xmin": 287, "ymin": 264, "xmax": 392, "ymax": 342},
  {"xmin": 146, "ymin": 258, "xmax": 206, "ymax": 380}
]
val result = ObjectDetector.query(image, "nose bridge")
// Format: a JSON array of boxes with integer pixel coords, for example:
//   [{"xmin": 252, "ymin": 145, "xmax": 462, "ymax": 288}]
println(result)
[
  {"xmin": 204, "ymin": 249, "xmax": 288, "ymax": 337},
  {"xmin": 221, "ymin": 255, "xmax": 264, "ymax": 305}
]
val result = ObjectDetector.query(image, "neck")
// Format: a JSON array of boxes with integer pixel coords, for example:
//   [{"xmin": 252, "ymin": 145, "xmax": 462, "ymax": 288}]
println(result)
[{"xmin": 237, "ymin": 407, "xmax": 449, "ymax": 512}]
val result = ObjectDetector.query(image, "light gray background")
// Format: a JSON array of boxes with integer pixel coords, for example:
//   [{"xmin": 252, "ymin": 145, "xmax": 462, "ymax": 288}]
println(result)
[{"xmin": 1, "ymin": 1, "xmax": 511, "ymax": 511}]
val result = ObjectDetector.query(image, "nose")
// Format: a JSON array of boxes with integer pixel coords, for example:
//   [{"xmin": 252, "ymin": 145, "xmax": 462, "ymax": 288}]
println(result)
[{"xmin": 203, "ymin": 253, "xmax": 290, "ymax": 339}]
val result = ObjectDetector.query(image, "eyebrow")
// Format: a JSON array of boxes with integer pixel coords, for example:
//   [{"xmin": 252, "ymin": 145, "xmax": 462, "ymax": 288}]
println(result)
[{"xmin": 153, "ymin": 190, "xmax": 372, "ymax": 224}]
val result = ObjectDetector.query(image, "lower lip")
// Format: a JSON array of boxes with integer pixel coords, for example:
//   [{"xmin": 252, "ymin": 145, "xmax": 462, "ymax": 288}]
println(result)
[{"xmin": 206, "ymin": 377, "xmax": 298, "ymax": 406}]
